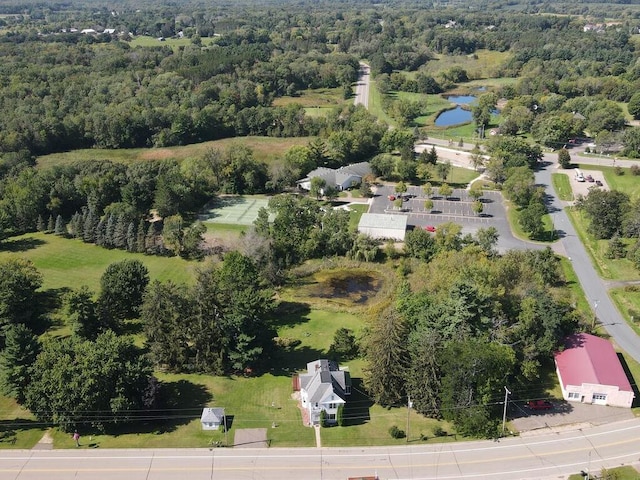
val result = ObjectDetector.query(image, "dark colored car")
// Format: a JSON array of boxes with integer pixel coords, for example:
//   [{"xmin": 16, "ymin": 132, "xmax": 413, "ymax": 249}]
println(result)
[
  {"xmin": 586, "ymin": 174, "xmax": 594, "ymax": 182},
  {"xmin": 595, "ymin": 180, "xmax": 603, "ymax": 187},
  {"xmin": 527, "ymin": 400, "xmax": 553, "ymax": 410}
]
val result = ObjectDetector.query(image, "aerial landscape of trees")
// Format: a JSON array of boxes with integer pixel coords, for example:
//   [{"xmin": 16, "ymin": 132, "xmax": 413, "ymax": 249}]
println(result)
[{"xmin": 0, "ymin": 0, "xmax": 639, "ymax": 444}]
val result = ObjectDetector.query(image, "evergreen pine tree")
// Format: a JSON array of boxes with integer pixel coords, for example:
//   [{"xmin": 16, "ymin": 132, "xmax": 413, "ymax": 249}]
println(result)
[
  {"xmin": 47, "ymin": 215, "xmax": 55, "ymax": 233},
  {"xmin": 70, "ymin": 212, "xmax": 83, "ymax": 238},
  {"xmin": 145, "ymin": 223, "xmax": 157, "ymax": 254},
  {"xmin": 83, "ymin": 210, "xmax": 97, "ymax": 243},
  {"xmin": 113, "ymin": 215, "xmax": 127, "ymax": 249},
  {"xmin": 36, "ymin": 215, "xmax": 45, "ymax": 232},
  {"xmin": 126, "ymin": 222, "xmax": 136, "ymax": 252},
  {"xmin": 136, "ymin": 218, "xmax": 147, "ymax": 253},
  {"xmin": 54, "ymin": 215, "xmax": 66, "ymax": 236},
  {"xmin": 105, "ymin": 214, "xmax": 116, "ymax": 248},
  {"xmin": 95, "ymin": 217, "xmax": 106, "ymax": 246}
]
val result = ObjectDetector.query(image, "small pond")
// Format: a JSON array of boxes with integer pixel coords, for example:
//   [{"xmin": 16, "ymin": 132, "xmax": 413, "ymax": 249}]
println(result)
[
  {"xmin": 434, "ymin": 95, "xmax": 477, "ymax": 127},
  {"xmin": 301, "ymin": 270, "xmax": 382, "ymax": 305}
]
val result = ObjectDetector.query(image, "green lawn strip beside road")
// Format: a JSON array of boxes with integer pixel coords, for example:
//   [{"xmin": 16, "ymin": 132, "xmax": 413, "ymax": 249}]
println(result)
[
  {"xmin": 0, "ymin": 396, "xmax": 44, "ymax": 449},
  {"xmin": 367, "ymin": 80, "xmax": 397, "ymax": 127},
  {"xmin": 565, "ymin": 208, "xmax": 640, "ymax": 281},
  {"xmin": 37, "ymin": 136, "xmax": 313, "ymax": 170},
  {"xmin": 610, "ymin": 287, "xmax": 640, "ymax": 337},
  {"xmin": 559, "ymin": 257, "xmax": 592, "ymax": 318},
  {"xmin": 0, "ymin": 233, "xmax": 196, "ymax": 291},
  {"xmin": 551, "ymin": 173, "xmax": 574, "ymax": 201},
  {"xmin": 568, "ymin": 466, "xmax": 640, "ymax": 480}
]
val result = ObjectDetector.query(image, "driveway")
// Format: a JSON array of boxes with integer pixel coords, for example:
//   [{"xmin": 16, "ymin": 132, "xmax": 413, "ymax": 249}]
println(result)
[{"xmin": 510, "ymin": 401, "xmax": 634, "ymax": 436}]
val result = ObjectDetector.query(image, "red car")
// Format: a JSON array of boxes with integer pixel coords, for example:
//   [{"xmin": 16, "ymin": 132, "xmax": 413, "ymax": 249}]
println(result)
[
  {"xmin": 388, "ymin": 195, "xmax": 396, "ymax": 201},
  {"xmin": 586, "ymin": 174, "xmax": 594, "ymax": 182},
  {"xmin": 424, "ymin": 225, "xmax": 436, "ymax": 232},
  {"xmin": 527, "ymin": 400, "xmax": 553, "ymax": 410}
]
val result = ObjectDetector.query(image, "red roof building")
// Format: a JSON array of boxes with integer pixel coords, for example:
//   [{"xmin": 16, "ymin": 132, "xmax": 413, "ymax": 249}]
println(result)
[{"xmin": 554, "ymin": 333, "xmax": 634, "ymax": 408}]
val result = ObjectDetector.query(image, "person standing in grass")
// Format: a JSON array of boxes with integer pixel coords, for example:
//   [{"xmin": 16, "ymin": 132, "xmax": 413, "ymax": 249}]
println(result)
[{"xmin": 73, "ymin": 431, "xmax": 80, "ymax": 447}]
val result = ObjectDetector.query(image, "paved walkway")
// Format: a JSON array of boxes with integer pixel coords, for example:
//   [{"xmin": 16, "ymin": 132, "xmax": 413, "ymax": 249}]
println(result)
[{"xmin": 314, "ymin": 425, "xmax": 321, "ymax": 448}]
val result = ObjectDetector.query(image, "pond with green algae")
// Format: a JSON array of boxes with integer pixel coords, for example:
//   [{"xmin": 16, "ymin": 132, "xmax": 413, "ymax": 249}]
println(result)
[{"xmin": 300, "ymin": 270, "xmax": 383, "ymax": 305}]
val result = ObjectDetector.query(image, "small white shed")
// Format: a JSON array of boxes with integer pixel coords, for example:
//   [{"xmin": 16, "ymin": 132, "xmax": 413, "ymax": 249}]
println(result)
[
  {"xmin": 200, "ymin": 407, "xmax": 226, "ymax": 430},
  {"xmin": 358, "ymin": 213, "xmax": 408, "ymax": 241}
]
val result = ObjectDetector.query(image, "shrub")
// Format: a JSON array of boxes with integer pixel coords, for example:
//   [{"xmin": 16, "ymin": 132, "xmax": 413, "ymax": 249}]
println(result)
[
  {"xmin": 614, "ymin": 166, "xmax": 624, "ymax": 176},
  {"xmin": 388, "ymin": 425, "xmax": 406, "ymax": 439},
  {"xmin": 631, "ymin": 165, "xmax": 640, "ymax": 176},
  {"xmin": 432, "ymin": 426, "xmax": 447, "ymax": 437}
]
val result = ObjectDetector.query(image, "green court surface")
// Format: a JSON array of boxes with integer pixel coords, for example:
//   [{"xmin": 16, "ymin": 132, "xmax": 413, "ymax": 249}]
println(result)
[{"xmin": 199, "ymin": 196, "xmax": 270, "ymax": 226}]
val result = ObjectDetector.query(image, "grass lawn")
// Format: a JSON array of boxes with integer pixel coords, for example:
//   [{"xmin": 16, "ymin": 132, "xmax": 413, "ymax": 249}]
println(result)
[
  {"xmin": 559, "ymin": 257, "xmax": 592, "ymax": 318},
  {"xmin": 421, "ymin": 50, "xmax": 512, "ymax": 80},
  {"xmin": 610, "ymin": 287, "xmax": 640, "ymax": 336},
  {"xmin": 568, "ymin": 466, "xmax": 640, "ymax": 480},
  {"xmin": 506, "ymin": 202, "xmax": 556, "ymax": 243},
  {"xmin": 0, "ymin": 232, "xmax": 197, "ymax": 291},
  {"xmin": 566, "ymin": 208, "xmax": 640, "ymax": 281},
  {"xmin": 348, "ymin": 203, "xmax": 369, "ymax": 230},
  {"xmin": 37, "ymin": 136, "xmax": 314, "ymax": 170},
  {"xmin": 425, "ymin": 165, "xmax": 481, "ymax": 188},
  {"xmin": 368, "ymin": 79, "xmax": 397, "ymax": 127},
  {"xmin": 552, "ymin": 173, "xmax": 574, "ymax": 201},
  {"xmin": 0, "ymin": 396, "xmax": 44, "ymax": 449}
]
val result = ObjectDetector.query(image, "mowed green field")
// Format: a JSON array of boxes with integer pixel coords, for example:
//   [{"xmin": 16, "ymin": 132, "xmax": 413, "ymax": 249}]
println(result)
[{"xmin": 0, "ymin": 233, "xmax": 197, "ymax": 291}]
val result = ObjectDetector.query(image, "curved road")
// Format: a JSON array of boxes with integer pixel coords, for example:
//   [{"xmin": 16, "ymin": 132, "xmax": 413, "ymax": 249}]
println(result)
[{"xmin": 2, "ymin": 418, "xmax": 640, "ymax": 479}]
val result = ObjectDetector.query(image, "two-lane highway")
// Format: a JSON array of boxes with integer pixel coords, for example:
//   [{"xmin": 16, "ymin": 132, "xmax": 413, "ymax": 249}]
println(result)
[{"xmin": 2, "ymin": 419, "xmax": 640, "ymax": 479}]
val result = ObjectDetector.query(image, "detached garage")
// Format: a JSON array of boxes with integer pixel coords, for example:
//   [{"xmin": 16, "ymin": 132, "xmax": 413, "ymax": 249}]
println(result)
[
  {"xmin": 555, "ymin": 333, "xmax": 634, "ymax": 408},
  {"xmin": 357, "ymin": 213, "xmax": 407, "ymax": 241}
]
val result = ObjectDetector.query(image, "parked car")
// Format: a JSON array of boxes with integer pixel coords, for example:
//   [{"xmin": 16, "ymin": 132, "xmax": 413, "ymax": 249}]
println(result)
[
  {"xmin": 424, "ymin": 225, "xmax": 436, "ymax": 232},
  {"xmin": 388, "ymin": 195, "xmax": 396, "ymax": 201},
  {"xmin": 586, "ymin": 174, "xmax": 594, "ymax": 182},
  {"xmin": 595, "ymin": 180, "xmax": 603, "ymax": 187},
  {"xmin": 526, "ymin": 400, "xmax": 553, "ymax": 410}
]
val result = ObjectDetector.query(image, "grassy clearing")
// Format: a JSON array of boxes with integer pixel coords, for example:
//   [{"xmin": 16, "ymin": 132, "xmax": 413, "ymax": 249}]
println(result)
[
  {"xmin": 272, "ymin": 87, "xmax": 344, "ymax": 108},
  {"xmin": 37, "ymin": 136, "xmax": 314, "ymax": 170},
  {"xmin": 421, "ymin": 50, "xmax": 512, "ymax": 80},
  {"xmin": 368, "ymin": 79, "xmax": 397, "ymax": 127},
  {"xmin": 566, "ymin": 208, "xmax": 640, "ymax": 281},
  {"xmin": 348, "ymin": 203, "xmax": 369, "ymax": 230},
  {"xmin": 0, "ymin": 233, "xmax": 197, "ymax": 291},
  {"xmin": 506, "ymin": 202, "xmax": 556, "ymax": 243},
  {"xmin": 551, "ymin": 173, "xmax": 574, "ymax": 201},
  {"xmin": 559, "ymin": 257, "xmax": 592, "ymax": 318}
]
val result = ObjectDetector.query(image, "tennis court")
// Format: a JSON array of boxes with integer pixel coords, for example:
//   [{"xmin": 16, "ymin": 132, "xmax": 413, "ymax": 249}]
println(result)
[{"xmin": 199, "ymin": 196, "xmax": 270, "ymax": 226}]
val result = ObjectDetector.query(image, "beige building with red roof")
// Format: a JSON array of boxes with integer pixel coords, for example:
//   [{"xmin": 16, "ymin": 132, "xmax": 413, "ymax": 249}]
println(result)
[{"xmin": 554, "ymin": 333, "xmax": 635, "ymax": 408}]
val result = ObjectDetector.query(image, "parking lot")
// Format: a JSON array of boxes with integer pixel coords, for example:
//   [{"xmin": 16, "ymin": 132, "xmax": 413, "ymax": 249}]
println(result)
[
  {"xmin": 564, "ymin": 167, "xmax": 609, "ymax": 200},
  {"xmin": 370, "ymin": 184, "xmax": 538, "ymax": 252}
]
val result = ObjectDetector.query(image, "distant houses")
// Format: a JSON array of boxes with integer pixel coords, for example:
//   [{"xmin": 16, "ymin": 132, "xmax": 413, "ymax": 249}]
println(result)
[{"xmin": 297, "ymin": 162, "xmax": 371, "ymax": 192}]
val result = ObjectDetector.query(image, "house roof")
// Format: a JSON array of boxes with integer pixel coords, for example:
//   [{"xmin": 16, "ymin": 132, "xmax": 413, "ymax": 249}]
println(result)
[
  {"xmin": 358, "ymin": 213, "xmax": 408, "ymax": 231},
  {"xmin": 299, "ymin": 359, "xmax": 351, "ymax": 403},
  {"xmin": 298, "ymin": 162, "xmax": 371, "ymax": 187},
  {"xmin": 200, "ymin": 407, "xmax": 225, "ymax": 423},
  {"xmin": 554, "ymin": 333, "xmax": 633, "ymax": 392}
]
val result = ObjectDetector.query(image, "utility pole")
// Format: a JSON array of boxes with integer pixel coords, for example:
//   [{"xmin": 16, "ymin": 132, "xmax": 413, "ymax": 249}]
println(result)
[
  {"xmin": 406, "ymin": 394, "xmax": 412, "ymax": 443},
  {"xmin": 501, "ymin": 387, "xmax": 511, "ymax": 436}
]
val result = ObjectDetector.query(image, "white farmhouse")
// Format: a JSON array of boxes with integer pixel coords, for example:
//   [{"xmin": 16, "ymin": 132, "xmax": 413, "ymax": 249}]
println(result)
[{"xmin": 298, "ymin": 360, "xmax": 351, "ymax": 426}]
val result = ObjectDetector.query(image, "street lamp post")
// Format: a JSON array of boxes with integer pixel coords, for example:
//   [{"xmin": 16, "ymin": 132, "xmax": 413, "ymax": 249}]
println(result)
[{"xmin": 592, "ymin": 300, "xmax": 599, "ymax": 331}]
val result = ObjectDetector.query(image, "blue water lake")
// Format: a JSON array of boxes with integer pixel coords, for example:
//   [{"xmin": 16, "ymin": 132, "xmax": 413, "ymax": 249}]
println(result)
[{"xmin": 435, "ymin": 95, "xmax": 477, "ymax": 126}]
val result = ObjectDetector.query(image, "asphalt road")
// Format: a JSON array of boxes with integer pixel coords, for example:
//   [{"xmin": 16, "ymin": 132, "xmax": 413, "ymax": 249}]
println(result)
[
  {"xmin": 354, "ymin": 62, "xmax": 370, "ymax": 108},
  {"xmin": 535, "ymin": 154, "xmax": 640, "ymax": 363},
  {"xmin": 2, "ymin": 418, "xmax": 640, "ymax": 479}
]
